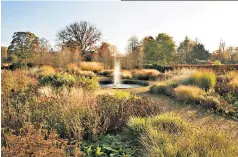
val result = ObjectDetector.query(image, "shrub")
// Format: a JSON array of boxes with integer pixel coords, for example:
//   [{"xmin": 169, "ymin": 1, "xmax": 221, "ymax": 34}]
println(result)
[
  {"xmin": 96, "ymin": 94, "xmax": 162, "ymax": 133},
  {"xmin": 228, "ymin": 80, "xmax": 238, "ymax": 97},
  {"xmin": 79, "ymin": 62, "xmax": 103, "ymax": 73},
  {"xmin": 174, "ymin": 85, "xmax": 205, "ymax": 102},
  {"xmin": 1, "ymin": 125, "xmax": 80, "ymax": 157},
  {"xmin": 121, "ymin": 71, "xmax": 133, "ymax": 79},
  {"xmin": 225, "ymin": 71, "xmax": 238, "ymax": 80},
  {"xmin": 1, "ymin": 70, "xmax": 37, "ymax": 99},
  {"xmin": 26, "ymin": 62, "xmax": 35, "ymax": 68},
  {"xmin": 7, "ymin": 54, "xmax": 18, "ymax": 63},
  {"xmin": 98, "ymin": 70, "xmax": 113, "ymax": 77},
  {"xmin": 66, "ymin": 64, "xmax": 96, "ymax": 78},
  {"xmin": 39, "ymin": 73, "xmax": 77, "ymax": 88},
  {"xmin": 78, "ymin": 76, "xmax": 99, "ymax": 91},
  {"xmin": 29, "ymin": 90, "xmax": 161, "ymax": 141},
  {"xmin": 77, "ymin": 70, "xmax": 96, "ymax": 78},
  {"xmin": 29, "ymin": 87, "xmax": 99, "ymax": 140},
  {"xmin": 150, "ymin": 114, "xmax": 187, "ymax": 134},
  {"xmin": 214, "ymin": 60, "xmax": 222, "ymax": 65},
  {"xmin": 149, "ymin": 83, "xmax": 167, "ymax": 94},
  {"xmin": 9, "ymin": 62, "xmax": 28, "ymax": 70},
  {"xmin": 39, "ymin": 72, "xmax": 98, "ymax": 90},
  {"xmin": 215, "ymin": 71, "xmax": 238, "ymax": 96},
  {"xmin": 66, "ymin": 63, "xmax": 80, "ymax": 73},
  {"xmin": 132, "ymin": 69, "xmax": 160, "ymax": 80},
  {"xmin": 38, "ymin": 65, "xmax": 56, "ymax": 77},
  {"xmin": 201, "ymin": 96, "xmax": 220, "ymax": 109},
  {"xmin": 114, "ymin": 90, "xmax": 131, "ymax": 99},
  {"xmin": 189, "ymin": 70, "xmax": 216, "ymax": 91},
  {"xmin": 122, "ymin": 80, "xmax": 149, "ymax": 86}
]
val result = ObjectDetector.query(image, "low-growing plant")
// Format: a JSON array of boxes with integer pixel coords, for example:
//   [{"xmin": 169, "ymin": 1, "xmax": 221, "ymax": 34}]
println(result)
[
  {"xmin": 1, "ymin": 70, "xmax": 37, "ymax": 99},
  {"xmin": 38, "ymin": 65, "xmax": 56, "ymax": 77},
  {"xmin": 121, "ymin": 70, "xmax": 133, "ymax": 79},
  {"xmin": 39, "ymin": 72, "xmax": 77, "ymax": 88},
  {"xmin": 126, "ymin": 114, "xmax": 238, "ymax": 157},
  {"xmin": 66, "ymin": 63, "xmax": 80, "ymax": 73},
  {"xmin": 215, "ymin": 71, "xmax": 238, "ymax": 97},
  {"xmin": 9, "ymin": 62, "xmax": 28, "ymax": 70},
  {"xmin": 201, "ymin": 96, "xmax": 220, "ymax": 109},
  {"xmin": 96, "ymin": 94, "xmax": 162, "ymax": 133},
  {"xmin": 7, "ymin": 54, "xmax": 18, "ymax": 63},
  {"xmin": 39, "ymin": 72, "xmax": 98, "ymax": 90},
  {"xmin": 78, "ymin": 76, "xmax": 99, "ymax": 91},
  {"xmin": 79, "ymin": 62, "xmax": 104, "ymax": 73},
  {"xmin": 80, "ymin": 134, "xmax": 135, "ymax": 156},
  {"xmin": 114, "ymin": 90, "xmax": 131, "ymax": 99},
  {"xmin": 98, "ymin": 70, "xmax": 113, "ymax": 77},
  {"xmin": 149, "ymin": 83, "xmax": 167, "ymax": 94},
  {"xmin": 174, "ymin": 85, "xmax": 205, "ymax": 102},
  {"xmin": 132, "ymin": 69, "xmax": 160, "ymax": 80},
  {"xmin": 189, "ymin": 70, "xmax": 216, "ymax": 91},
  {"xmin": 214, "ymin": 60, "xmax": 222, "ymax": 65},
  {"xmin": 1, "ymin": 125, "xmax": 81, "ymax": 157}
]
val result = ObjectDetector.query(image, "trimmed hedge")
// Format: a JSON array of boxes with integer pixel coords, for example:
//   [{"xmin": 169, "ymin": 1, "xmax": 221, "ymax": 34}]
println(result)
[
  {"xmin": 143, "ymin": 64, "xmax": 174, "ymax": 73},
  {"xmin": 173, "ymin": 64, "xmax": 238, "ymax": 74}
]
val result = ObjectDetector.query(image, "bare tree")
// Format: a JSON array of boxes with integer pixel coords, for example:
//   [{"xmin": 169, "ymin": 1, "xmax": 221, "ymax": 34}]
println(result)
[
  {"xmin": 57, "ymin": 21, "xmax": 101, "ymax": 59},
  {"xmin": 126, "ymin": 36, "xmax": 143, "ymax": 68},
  {"xmin": 219, "ymin": 40, "xmax": 226, "ymax": 53}
]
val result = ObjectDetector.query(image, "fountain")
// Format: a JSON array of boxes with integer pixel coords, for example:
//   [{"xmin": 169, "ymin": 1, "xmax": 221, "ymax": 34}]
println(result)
[
  {"xmin": 113, "ymin": 58, "xmax": 121, "ymax": 87},
  {"xmin": 100, "ymin": 56, "xmax": 146, "ymax": 89}
]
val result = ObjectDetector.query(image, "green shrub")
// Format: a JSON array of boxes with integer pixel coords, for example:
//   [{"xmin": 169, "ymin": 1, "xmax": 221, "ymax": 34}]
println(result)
[
  {"xmin": 7, "ymin": 54, "xmax": 18, "ymax": 63},
  {"xmin": 9, "ymin": 63, "xmax": 28, "ymax": 70},
  {"xmin": 189, "ymin": 71, "xmax": 216, "ymax": 91},
  {"xmin": 174, "ymin": 85, "xmax": 205, "ymax": 102},
  {"xmin": 39, "ymin": 73, "xmax": 98, "ymax": 90},
  {"xmin": 214, "ymin": 60, "xmax": 222, "ymax": 65},
  {"xmin": 78, "ymin": 76, "xmax": 99, "ymax": 91},
  {"xmin": 39, "ymin": 73, "xmax": 77, "ymax": 88}
]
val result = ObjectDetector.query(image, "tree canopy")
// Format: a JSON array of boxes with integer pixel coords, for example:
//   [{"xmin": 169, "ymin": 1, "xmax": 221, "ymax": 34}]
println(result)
[
  {"xmin": 57, "ymin": 21, "xmax": 102, "ymax": 60},
  {"xmin": 8, "ymin": 32, "xmax": 40, "ymax": 60}
]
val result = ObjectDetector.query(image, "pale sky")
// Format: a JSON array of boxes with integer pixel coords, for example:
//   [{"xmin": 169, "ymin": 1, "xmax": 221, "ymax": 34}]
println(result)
[{"xmin": 1, "ymin": 1, "xmax": 238, "ymax": 53}]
